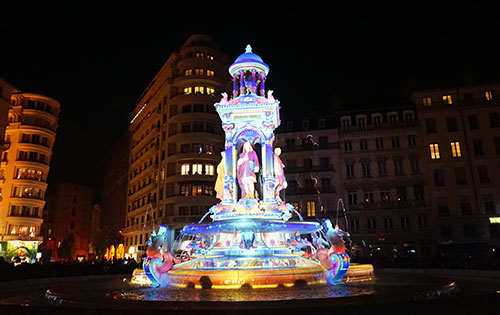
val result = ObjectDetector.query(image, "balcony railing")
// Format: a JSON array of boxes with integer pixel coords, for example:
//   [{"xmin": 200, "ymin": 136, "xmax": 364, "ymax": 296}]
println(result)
[
  {"xmin": 286, "ymin": 187, "xmax": 336, "ymax": 195},
  {"xmin": 285, "ymin": 164, "xmax": 334, "ymax": 174},
  {"xmin": 348, "ymin": 200, "xmax": 427, "ymax": 211},
  {"xmin": 16, "ymin": 157, "xmax": 49, "ymax": 165},
  {"xmin": 283, "ymin": 142, "xmax": 339, "ymax": 152},
  {"xmin": 340, "ymin": 120, "xmax": 418, "ymax": 133}
]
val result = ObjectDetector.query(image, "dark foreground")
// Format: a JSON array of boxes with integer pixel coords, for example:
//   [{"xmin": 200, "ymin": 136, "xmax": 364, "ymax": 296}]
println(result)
[{"xmin": 1, "ymin": 269, "xmax": 499, "ymax": 314}]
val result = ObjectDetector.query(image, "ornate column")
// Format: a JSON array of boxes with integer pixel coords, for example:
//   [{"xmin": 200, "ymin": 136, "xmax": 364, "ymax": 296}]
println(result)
[
  {"xmin": 232, "ymin": 143, "xmax": 238, "ymax": 202},
  {"xmin": 259, "ymin": 73, "xmax": 266, "ymax": 96},
  {"xmin": 239, "ymin": 71, "xmax": 245, "ymax": 95},
  {"xmin": 251, "ymin": 70, "xmax": 256, "ymax": 94},
  {"xmin": 232, "ymin": 75, "xmax": 238, "ymax": 97},
  {"xmin": 222, "ymin": 123, "xmax": 236, "ymax": 204},
  {"xmin": 261, "ymin": 122, "xmax": 275, "ymax": 203}
]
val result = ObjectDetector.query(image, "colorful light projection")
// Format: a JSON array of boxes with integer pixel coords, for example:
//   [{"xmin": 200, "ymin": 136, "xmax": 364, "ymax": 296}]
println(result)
[
  {"xmin": 103, "ymin": 244, "xmax": 125, "ymax": 261},
  {"xmin": 1, "ymin": 240, "xmax": 40, "ymax": 263},
  {"xmin": 141, "ymin": 45, "xmax": 351, "ymax": 289}
]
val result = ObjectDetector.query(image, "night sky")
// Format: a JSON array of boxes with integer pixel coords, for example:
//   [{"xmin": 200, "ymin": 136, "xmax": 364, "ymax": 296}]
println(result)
[{"xmin": 1, "ymin": 2, "xmax": 499, "ymax": 197}]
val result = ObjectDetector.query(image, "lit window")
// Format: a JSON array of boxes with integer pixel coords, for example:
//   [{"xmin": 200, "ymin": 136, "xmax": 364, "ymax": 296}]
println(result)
[
  {"xmin": 9, "ymin": 224, "xmax": 18, "ymax": 235},
  {"xmin": 206, "ymin": 87, "xmax": 215, "ymax": 95},
  {"xmin": 192, "ymin": 185, "xmax": 203, "ymax": 196},
  {"xmin": 181, "ymin": 164, "xmax": 190, "ymax": 175},
  {"xmin": 183, "ymin": 87, "xmax": 192, "ymax": 94},
  {"xmin": 306, "ymin": 201, "xmax": 316, "ymax": 217},
  {"xmin": 195, "ymin": 52, "xmax": 205, "ymax": 58},
  {"xmin": 192, "ymin": 163, "xmax": 203, "ymax": 175},
  {"xmin": 422, "ymin": 97, "xmax": 432, "ymax": 107},
  {"xmin": 429, "ymin": 143, "xmax": 440, "ymax": 159},
  {"xmin": 205, "ymin": 164, "xmax": 214, "ymax": 175},
  {"xmin": 450, "ymin": 141, "xmax": 462, "ymax": 158},
  {"xmin": 205, "ymin": 144, "xmax": 214, "ymax": 154},
  {"xmin": 194, "ymin": 86, "xmax": 204, "ymax": 94},
  {"xmin": 206, "ymin": 54, "xmax": 214, "ymax": 60},
  {"xmin": 442, "ymin": 95, "xmax": 453, "ymax": 105},
  {"xmin": 27, "ymin": 169, "xmax": 35, "ymax": 179},
  {"xmin": 180, "ymin": 185, "xmax": 190, "ymax": 196},
  {"xmin": 19, "ymin": 225, "xmax": 28, "ymax": 235},
  {"xmin": 381, "ymin": 190, "xmax": 390, "ymax": 201},
  {"xmin": 485, "ymin": 90, "xmax": 493, "ymax": 101},
  {"xmin": 195, "ymin": 68, "xmax": 204, "ymax": 75},
  {"xmin": 206, "ymin": 70, "xmax": 214, "ymax": 77},
  {"xmin": 184, "ymin": 69, "xmax": 192, "ymax": 76},
  {"xmin": 16, "ymin": 168, "xmax": 26, "ymax": 179}
]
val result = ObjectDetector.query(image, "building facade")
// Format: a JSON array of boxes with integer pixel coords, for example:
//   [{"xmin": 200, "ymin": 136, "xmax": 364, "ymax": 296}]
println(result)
[
  {"xmin": 337, "ymin": 107, "xmax": 432, "ymax": 260},
  {"xmin": 277, "ymin": 108, "xmax": 432, "ymax": 260},
  {"xmin": 0, "ymin": 92, "xmax": 60, "ymax": 261},
  {"xmin": 412, "ymin": 83, "xmax": 500, "ymax": 255},
  {"xmin": 0, "ymin": 79, "xmax": 16, "ymax": 156},
  {"xmin": 275, "ymin": 83, "xmax": 500, "ymax": 261},
  {"xmin": 44, "ymin": 182, "xmax": 94, "ymax": 261},
  {"xmin": 275, "ymin": 115, "xmax": 341, "ymax": 220},
  {"xmin": 101, "ymin": 132, "xmax": 130, "ymax": 245},
  {"xmin": 123, "ymin": 34, "xmax": 230, "ymax": 259}
]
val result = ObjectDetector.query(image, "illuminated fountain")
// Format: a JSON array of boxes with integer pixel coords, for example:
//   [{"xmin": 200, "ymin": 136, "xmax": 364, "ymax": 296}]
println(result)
[{"xmin": 142, "ymin": 45, "xmax": 353, "ymax": 289}]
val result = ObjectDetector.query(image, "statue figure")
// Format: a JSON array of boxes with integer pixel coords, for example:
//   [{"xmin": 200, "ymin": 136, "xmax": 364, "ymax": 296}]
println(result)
[
  {"xmin": 323, "ymin": 219, "xmax": 351, "ymax": 254},
  {"xmin": 220, "ymin": 92, "xmax": 230, "ymax": 105},
  {"xmin": 237, "ymin": 141, "xmax": 260, "ymax": 199},
  {"xmin": 214, "ymin": 151, "xmax": 226, "ymax": 201},
  {"xmin": 143, "ymin": 225, "xmax": 174, "ymax": 287},
  {"xmin": 244, "ymin": 77, "xmax": 253, "ymax": 95},
  {"xmin": 146, "ymin": 225, "xmax": 168, "ymax": 259},
  {"xmin": 273, "ymin": 147, "xmax": 287, "ymax": 202},
  {"xmin": 267, "ymin": 90, "xmax": 275, "ymax": 101}
]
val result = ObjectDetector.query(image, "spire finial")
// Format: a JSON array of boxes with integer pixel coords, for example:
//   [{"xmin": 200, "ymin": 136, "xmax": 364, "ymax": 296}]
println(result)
[{"xmin": 245, "ymin": 44, "xmax": 252, "ymax": 53}]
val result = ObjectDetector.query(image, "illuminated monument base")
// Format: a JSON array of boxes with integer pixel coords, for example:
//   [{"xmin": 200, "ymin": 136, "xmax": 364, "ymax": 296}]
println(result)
[
  {"xmin": 166, "ymin": 256, "xmax": 327, "ymax": 289},
  {"xmin": 142, "ymin": 211, "xmax": 352, "ymax": 289}
]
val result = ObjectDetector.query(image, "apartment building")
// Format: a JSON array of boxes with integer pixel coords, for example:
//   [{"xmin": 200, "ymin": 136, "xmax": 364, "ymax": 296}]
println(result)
[
  {"xmin": 413, "ymin": 83, "xmax": 500, "ymax": 254},
  {"xmin": 123, "ymin": 34, "xmax": 230, "ymax": 258},
  {"xmin": 0, "ymin": 92, "xmax": 60, "ymax": 261}
]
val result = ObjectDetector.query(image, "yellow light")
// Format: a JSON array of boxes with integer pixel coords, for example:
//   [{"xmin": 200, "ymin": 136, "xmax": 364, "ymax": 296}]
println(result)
[
  {"xmin": 429, "ymin": 143, "xmax": 440, "ymax": 159},
  {"xmin": 490, "ymin": 217, "xmax": 500, "ymax": 224},
  {"xmin": 450, "ymin": 141, "xmax": 461, "ymax": 158}
]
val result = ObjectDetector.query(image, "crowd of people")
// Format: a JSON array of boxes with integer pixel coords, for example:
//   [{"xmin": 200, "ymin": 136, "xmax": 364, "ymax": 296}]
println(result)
[{"xmin": 0, "ymin": 256, "xmax": 139, "ymax": 281}]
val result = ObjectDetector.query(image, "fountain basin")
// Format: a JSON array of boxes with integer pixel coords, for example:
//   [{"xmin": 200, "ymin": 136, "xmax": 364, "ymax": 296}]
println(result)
[
  {"xmin": 181, "ymin": 219, "xmax": 321, "ymax": 235},
  {"xmin": 165, "ymin": 255, "xmax": 326, "ymax": 288},
  {"xmin": 168, "ymin": 257, "xmax": 326, "ymax": 289}
]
